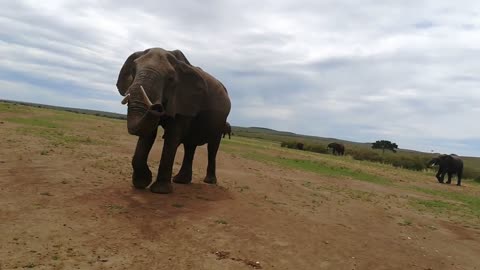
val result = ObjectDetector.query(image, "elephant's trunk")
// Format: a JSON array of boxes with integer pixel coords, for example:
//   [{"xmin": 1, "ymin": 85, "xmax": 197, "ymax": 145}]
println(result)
[{"xmin": 124, "ymin": 85, "xmax": 165, "ymax": 136}]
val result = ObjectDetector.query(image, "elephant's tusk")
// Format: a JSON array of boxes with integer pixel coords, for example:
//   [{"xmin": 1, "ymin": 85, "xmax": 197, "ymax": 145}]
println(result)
[
  {"xmin": 121, "ymin": 94, "xmax": 130, "ymax": 105},
  {"xmin": 140, "ymin": 85, "xmax": 153, "ymax": 107}
]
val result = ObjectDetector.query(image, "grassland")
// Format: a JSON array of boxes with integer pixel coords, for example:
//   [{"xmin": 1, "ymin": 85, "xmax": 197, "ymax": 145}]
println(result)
[{"xmin": 2, "ymin": 101, "xmax": 480, "ymax": 269}]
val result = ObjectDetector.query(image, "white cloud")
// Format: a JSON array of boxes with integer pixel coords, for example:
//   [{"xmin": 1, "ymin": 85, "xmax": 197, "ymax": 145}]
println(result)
[{"xmin": 1, "ymin": 0, "xmax": 480, "ymax": 155}]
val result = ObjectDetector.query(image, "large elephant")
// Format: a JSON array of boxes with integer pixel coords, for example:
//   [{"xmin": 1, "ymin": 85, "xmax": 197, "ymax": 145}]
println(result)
[
  {"xmin": 427, "ymin": 154, "xmax": 463, "ymax": 186},
  {"xmin": 222, "ymin": 121, "xmax": 232, "ymax": 139},
  {"xmin": 327, "ymin": 142, "xmax": 345, "ymax": 156},
  {"xmin": 116, "ymin": 48, "xmax": 231, "ymax": 194}
]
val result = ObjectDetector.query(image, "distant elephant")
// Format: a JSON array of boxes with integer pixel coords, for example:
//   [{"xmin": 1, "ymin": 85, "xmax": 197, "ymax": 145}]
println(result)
[
  {"xmin": 222, "ymin": 121, "xmax": 232, "ymax": 139},
  {"xmin": 296, "ymin": 142, "xmax": 304, "ymax": 150},
  {"xmin": 327, "ymin": 142, "xmax": 345, "ymax": 156},
  {"xmin": 116, "ymin": 48, "xmax": 231, "ymax": 194},
  {"xmin": 427, "ymin": 154, "xmax": 463, "ymax": 186}
]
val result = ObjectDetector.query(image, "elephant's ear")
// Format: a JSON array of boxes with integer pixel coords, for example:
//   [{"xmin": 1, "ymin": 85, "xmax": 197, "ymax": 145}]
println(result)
[
  {"xmin": 165, "ymin": 61, "xmax": 206, "ymax": 117},
  {"xmin": 116, "ymin": 50, "xmax": 148, "ymax": 96},
  {"xmin": 169, "ymin": 50, "xmax": 191, "ymax": 65}
]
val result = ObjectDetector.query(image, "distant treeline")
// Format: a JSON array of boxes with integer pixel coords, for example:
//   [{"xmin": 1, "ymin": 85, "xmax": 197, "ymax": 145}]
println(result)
[{"xmin": 0, "ymin": 100, "xmax": 127, "ymax": 120}]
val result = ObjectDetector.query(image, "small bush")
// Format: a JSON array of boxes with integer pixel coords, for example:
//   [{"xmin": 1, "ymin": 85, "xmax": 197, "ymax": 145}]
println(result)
[
  {"xmin": 305, "ymin": 144, "xmax": 329, "ymax": 154},
  {"xmin": 281, "ymin": 141, "xmax": 328, "ymax": 153},
  {"xmin": 463, "ymin": 167, "xmax": 479, "ymax": 180},
  {"xmin": 474, "ymin": 176, "xmax": 480, "ymax": 184}
]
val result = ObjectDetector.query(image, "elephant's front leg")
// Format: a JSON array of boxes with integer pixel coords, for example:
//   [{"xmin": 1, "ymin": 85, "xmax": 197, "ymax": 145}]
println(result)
[
  {"xmin": 131, "ymin": 130, "xmax": 157, "ymax": 189},
  {"xmin": 173, "ymin": 144, "xmax": 197, "ymax": 184},
  {"xmin": 435, "ymin": 169, "xmax": 444, "ymax": 183},
  {"xmin": 150, "ymin": 122, "xmax": 186, "ymax": 194}
]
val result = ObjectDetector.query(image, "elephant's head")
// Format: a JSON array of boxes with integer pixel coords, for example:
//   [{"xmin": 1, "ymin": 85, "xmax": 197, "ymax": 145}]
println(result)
[
  {"xmin": 428, "ymin": 154, "xmax": 451, "ymax": 167},
  {"xmin": 116, "ymin": 48, "xmax": 206, "ymax": 136},
  {"xmin": 427, "ymin": 157, "xmax": 439, "ymax": 167}
]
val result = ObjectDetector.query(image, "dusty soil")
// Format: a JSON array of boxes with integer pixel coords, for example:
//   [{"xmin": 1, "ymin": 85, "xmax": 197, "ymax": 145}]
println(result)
[{"xmin": 1, "ymin": 106, "xmax": 480, "ymax": 270}]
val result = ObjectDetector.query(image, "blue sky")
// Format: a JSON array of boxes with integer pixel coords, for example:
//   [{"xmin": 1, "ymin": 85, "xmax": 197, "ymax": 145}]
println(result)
[{"xmin": 1, "ymin": 0, "xmax": 480, "ymax": 156}]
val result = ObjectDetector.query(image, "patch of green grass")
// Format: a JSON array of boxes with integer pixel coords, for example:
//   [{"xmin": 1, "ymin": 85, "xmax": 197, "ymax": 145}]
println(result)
[
  {"xmin": 221, "ymin": 136, "xmax": 278, "ymax": 150},
  {"xmin": 345, "ymin": 189, "xmax": 378, "ymax": 202},
  {"xmin": 215, "ymin": 219, "xmax": 228, "ymax": 225},
  {"xmin": 411, "ymin": 199, "xmax": 458, "ymax": 214},
  {"xmin": 17, "ymin": 127, "xmax": 96, "ymax": 146},
  {"xmin": 172, "ymin": 203, "xmax": 184, "ymax": 208},
  {"xmin": 410, "ymin": 186, "xmax": 480, "ymax": 217},
  {"xmin": 0, "ymin": 103, "xmax": 33, "ymax": 113},
  {"xmin": 195, "ymin": 195, "xmax": 213, "ymax": 201},
  {"xmin": 105, "ymin": 204, "xmax": 127, "ymax": 214},
  {"xmin": 398, "ymin": 219, "xmax": 413, "ymax": 226},
  {"xmin": 23, "ymin": 263, "xmax": 36, "ymax": 268},
  {"xmin": 235, "ymin": 185, "xmax": 250, "ymax": 192},
  {"xmin": 244, "ymin": 152, "xmax": 391, "ymax": 185},
  {"xmin": 6, "ymin": 117, "xmax": 60, "ymax": 128}
]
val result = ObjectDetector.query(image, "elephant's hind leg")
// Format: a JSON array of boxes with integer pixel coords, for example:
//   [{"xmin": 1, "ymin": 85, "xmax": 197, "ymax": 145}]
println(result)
[
  {"xmin": 456, "ymin": 170, "xmax": 463, "ymax": 186},
  {"xmin": 131, "ymin": 131, "xmax": 157, "ymax": 189},
  {"xmin": 204, "ymin": 135, "xmax": 222, "ymax": 184},
  {"xmin": 173, "ymin": 144, "xmax": 197, "ymax": 184},
  {"xmin": 446, "ymin": 173, "xmax": 453, "ymax": 184}
]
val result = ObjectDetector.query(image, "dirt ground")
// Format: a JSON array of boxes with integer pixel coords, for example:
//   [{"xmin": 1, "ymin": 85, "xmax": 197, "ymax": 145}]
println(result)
[{"xmin": 1, "ymin": 105, "xmax": 480, "ymax": 270}]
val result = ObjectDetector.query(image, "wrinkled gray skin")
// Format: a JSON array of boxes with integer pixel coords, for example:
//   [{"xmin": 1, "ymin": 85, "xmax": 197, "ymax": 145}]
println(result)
[
  {"xmin": 428, "ymin": 154, "xmax": 463, "ymax": 186},
  {"xmin": 116, "ymin": 48, "xmax": 231, "ymax": 194},
  {"xmin": 327, "ymin": 142, "xmax": 345, "ymax": 156}
]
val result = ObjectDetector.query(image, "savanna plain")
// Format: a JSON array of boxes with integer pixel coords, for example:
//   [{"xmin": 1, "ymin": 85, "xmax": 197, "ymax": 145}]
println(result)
[{"xmin": 1, "ymin": 102, "xmax": 480, "ymax": 270}]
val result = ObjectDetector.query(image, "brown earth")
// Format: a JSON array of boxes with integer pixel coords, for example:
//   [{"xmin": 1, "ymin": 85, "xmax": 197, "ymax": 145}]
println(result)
[{"xmin": 1, "ymin": 105, "xmax": 480, "ymax": 270}]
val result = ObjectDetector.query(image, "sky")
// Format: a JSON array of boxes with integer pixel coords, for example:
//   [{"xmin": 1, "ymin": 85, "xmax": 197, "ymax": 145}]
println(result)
[{"xmin": 1, "ymin": 0, "xmax": 480, "ymax": 156}]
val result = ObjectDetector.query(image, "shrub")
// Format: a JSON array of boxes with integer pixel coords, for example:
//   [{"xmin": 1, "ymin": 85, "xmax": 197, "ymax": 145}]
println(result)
[
  {"xmin": 305, "ymin": 143, "xmax": 329, "ymax": 154},
  {"xmin": 463, "ymin": 167, "xmax": 478, "ymax": 180},
  {"xmin": 281, "ymin": 141, "xmax": 328, "ymax": 153},
  {"xmin": 474, "ymin": 176, "xmax": 480, "ymax": 184}
]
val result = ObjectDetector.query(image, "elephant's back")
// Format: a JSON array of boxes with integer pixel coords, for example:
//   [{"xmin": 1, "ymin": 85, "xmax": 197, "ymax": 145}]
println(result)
[{"xmin": 194, "ymin": 67, "xmax": 231, "ymax": 115}]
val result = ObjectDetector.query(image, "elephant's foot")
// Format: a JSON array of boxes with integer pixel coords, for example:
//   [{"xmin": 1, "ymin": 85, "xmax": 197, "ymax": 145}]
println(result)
[
  {"xmin": 150, "ymin": 181, "xmax": 173, "ymax": 194},
  {"xmin": 446, "ymin": 181, "xmax": 452, "ymax": 184},
  {"xmin": 132, "ymin": 170, "xmax": 152, "ymax": 189},
  {"xmin": 456, "ymin": 183, "xmax": 461, "ymax": 186},
  {"xmin": 203, "ymin": 175, "xmax": 217, "ymax": 185},
  {"xmin": 173, "ymin": 172, "xmax": 192, "ymax": 184}
]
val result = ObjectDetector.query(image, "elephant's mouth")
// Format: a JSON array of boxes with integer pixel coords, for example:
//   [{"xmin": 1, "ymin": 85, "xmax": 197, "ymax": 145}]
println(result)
[{"xmin": 122, "ymin": 85, "xmax": 165, "ymax": 136}]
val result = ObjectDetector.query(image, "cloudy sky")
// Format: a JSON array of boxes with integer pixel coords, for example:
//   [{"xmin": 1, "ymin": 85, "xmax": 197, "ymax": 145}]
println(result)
[{"xmin": 1, "ymin": 0, "xmax": 480, "ymax": 156}]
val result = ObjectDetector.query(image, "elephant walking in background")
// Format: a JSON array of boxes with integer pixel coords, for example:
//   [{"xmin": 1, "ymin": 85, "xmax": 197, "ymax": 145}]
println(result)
[
  {"xmin": 222, "ymin": 121, "xmax": 232, "ymax": 139},
  {"xmin": 117, "ymin": 48, "xmax": 231, "ymax": 194},
  {"xmin": 428, "ymin": 154, "xmax": 463, "ymax": 186},
  {"xmin": 327, "ymin": 142, "xmax": 345, "ymax": 156}
]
